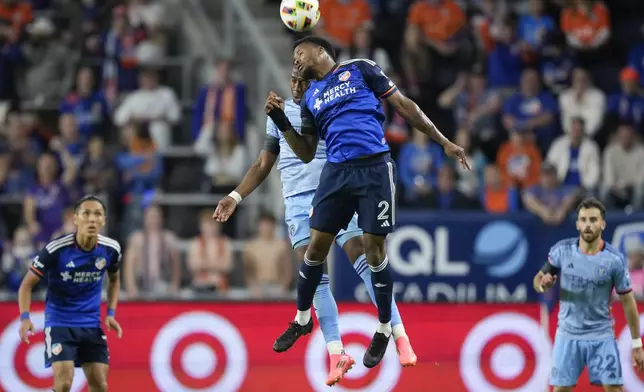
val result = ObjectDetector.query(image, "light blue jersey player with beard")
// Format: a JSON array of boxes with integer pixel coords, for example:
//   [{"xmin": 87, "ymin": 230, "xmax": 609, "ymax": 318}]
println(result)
[
  {"xmin": 213, "ymin": 72, "xmax": 414, "ymax": 386},
  {"xmin": 535, "ymin": 198, "xmax": 644, "ymax": 391}
]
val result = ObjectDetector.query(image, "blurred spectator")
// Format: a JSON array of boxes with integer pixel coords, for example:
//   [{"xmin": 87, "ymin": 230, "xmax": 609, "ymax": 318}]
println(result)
[
  {"xmin": 116, "ymin": 122, "xmax": 162, "ymax": 236},
  {"xmin": 560, "ymin": 0, "xmax": 610, "ymax": 53},
  {"xmin": 503, "ymin": 68, "xmax": 559, "ymax": 152},
  {"xmin": 316, "ymin": 0, "xmax": 371, "ymax": 52},
  {"xmin": 23, "ymin": 153, "xmax": 72, "ymax": 247},
  {"xmin": 0, "ymin": 226, "xmax": 36, "ymax": 293},
  {"xmin": 123, "ymin": 204, "xmax": 181, "ymax": 298},
  {"xmin": 425, "ymin": 164, "xmax": 479, "ymax": 210},
  {"xmin": 484, "ymin": 13, "xmax": 524, "ymax": 90},
  {"xmin": 601, "ymin": 123, "xmax": 644, "ymax": 208},
  {"xmin": 522, "ymin": 162, "xmax": 580, "ymax": 226},
  {"xmin": 627, "ymin": 34, "xmax": 644, "ymax": 87},
  {"xmin": 546, "ymin": 117, "xmax": 600, "ymax": 192},
  {"xmin": 50, "ymin": 207, "xmax": 75, "ymax": 239},
  {"xmin": 438, "ymin": 70, "xmax": 501, "ymax": 159},
  {"xmin": 80, "ymin": 135, "xmax": 115, "ymax": 194},
  {"xmin": 397, "ymin": 128, "xmax": 444, "ymax": 205},
  {"xmin": 195, "ymin": 121, "xmax": 247, "ymax": 192},
  {"xmin": 0, "ymin": 113, "xmax": 40, "ymax": 193},
  {"xmin": 127, "ymin": 0, "xmax": 168, "ymax": 32},
  {"xmin": 453, "ymin": 129, "xmax": 486, "ymax": 198},
  {"xmin": 606, "ymin": 67, "xmax": 644, "ymax": 131},
  {"xmin": 102, "ymin": 5, "xmax": 143, "ymax": 101},
  {"xmin": 192, "ymin": 59, "xmax": 246, "ymax": 141},
  {"xmin": 558, "ymin": 68, "xmax": 605, "ymax": 137},
  {"xmin": 540, "ymin": 31, "xmax": 576, "ymax": 95},
  {"xmin": 481, "ymin": 164, "xmax": 520, "ymax": 213},
  {"xmin": 243, "ymin": 212, "xmax": 292, "ymax": 298},
  {"xmin": 55, "ymin": 113, "xmax": 85, "ymax": 165},
  {"xmin": 21, "ymin": 17, "xmax": 77, "ymax": 105},
  {"xmin": 518, "ymin": 0, "xmax": 555, "ymax": 51},
  {"xmin": 0, "ymin": 0, "xmax": 32, "ymax": 33},
  {"xmin": 187, "ymin": 209, "xmax": 232, "ymax": 293},
  {"xmin": 497, "ymin": 131, "xmax": 542, "ymax": 189},
  {"xmin": 471, "ymin": 0, "xmax": 508, "ymax": 56},
  {"xmin": 337, "ymin": 24, "xmax": 392, "ymax": 74},
  {"xmin": 114, "ymin": 68, "xmax": 180, "ymax": 149},
  {"xmin": 407, "ymin": 0, "xmax": 465, "ymax": 60},
  {"xmin": 0, "ymin": 18, "xmax": 22, "ymax": 103},
  {"xmin": 59, "ymin": 66, "xmax": 110, "ymax": 139},
  {"xmin": 400, "ymin": 24, "xmax": 431, "ymax": 101}
]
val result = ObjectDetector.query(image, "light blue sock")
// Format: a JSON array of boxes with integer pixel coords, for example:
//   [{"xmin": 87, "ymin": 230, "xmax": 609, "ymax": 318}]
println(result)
[
  {"xmin": 312, "ymin": 274, "xmax": 343, "ymax": 354},
  {"xmin": 353, "ymin": 254, "xmax": 403, "ymax": 328}
]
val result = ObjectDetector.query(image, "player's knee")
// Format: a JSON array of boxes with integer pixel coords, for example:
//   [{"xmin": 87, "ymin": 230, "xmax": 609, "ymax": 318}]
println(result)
[
  {"xmin": 552, "ymin": 387, "xmax": 573, "ymax": 392},
  {"xmin": 54, "ymin": 378, "xmax": 73, "ymax": 392},
  {"xmin": 88, "ymin": 379, "xmax": 108, "ymax": 392},
  {"xmin": 305, "ymin": 246, "xmax": 328, "ymax": 262},
  {"xmin": 342, "ymin": 237, "xmax": 365, "ymax": 263},
  {"xmin": 603, "ymin": 385, "xmax": 623, "ymax": 392},
  {"xmin": 362, "ymin": 234, "xmax": 386, "ymax": 265}
]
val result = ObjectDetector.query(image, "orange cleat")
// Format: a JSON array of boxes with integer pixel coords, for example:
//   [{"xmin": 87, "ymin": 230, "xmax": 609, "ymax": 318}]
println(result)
[
  {"xmin": 395, "ymin": 336, "xmax": 417, "ymax": 367},
  {"xmin": 326, "ymin": 353, "xmax": 355, "ymax": 386}
]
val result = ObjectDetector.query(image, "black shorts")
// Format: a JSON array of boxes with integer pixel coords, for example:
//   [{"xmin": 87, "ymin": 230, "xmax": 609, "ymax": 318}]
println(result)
[
  {"xmin": 310, "ymin": 152, "xmax": 396, "ymax": 236},
  {"xmin": 44, "ymin": 327, "xmax": 109, "ymax": 368}
]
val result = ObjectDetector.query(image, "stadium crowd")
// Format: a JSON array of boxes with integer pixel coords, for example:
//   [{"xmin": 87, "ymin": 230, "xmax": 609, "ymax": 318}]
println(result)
[{"xmin": 3, "ymin": 0, "xmax": 644, "ymax": 298}]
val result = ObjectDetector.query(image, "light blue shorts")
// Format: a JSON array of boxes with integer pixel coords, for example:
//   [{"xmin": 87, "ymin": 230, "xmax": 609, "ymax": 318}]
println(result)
[
  {"xmin": 284, "ymin": 190, "xmax": 363, "ymax": 249},
  {"xmin": 550, "ymin": 334, "xmax": 623, "ymax": 387}
]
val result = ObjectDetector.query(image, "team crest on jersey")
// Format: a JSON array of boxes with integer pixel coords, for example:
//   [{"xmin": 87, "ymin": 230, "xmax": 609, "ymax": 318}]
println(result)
[
  {"xmin": 52, "ymin": 343, "xmax": 62, "ymax": 356},
  {"xmin": 339, "ymin": 71, "xmax": 351, "ymax": 81},
  {"xmin": 288, "ymin": 224, "xmax": 296, "ymax": 239},
  {"xmin": 595, "ymin": 265, "xmax": 608, "ymax": 278},
  {"xmin": 95, "ymin": 257, "xmax": 107, "ymax": 270}
]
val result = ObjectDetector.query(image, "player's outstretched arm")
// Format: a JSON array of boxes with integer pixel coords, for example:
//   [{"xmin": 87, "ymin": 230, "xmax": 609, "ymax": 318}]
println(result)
[
  {"xmin": 619, "ymin": 291, "xmax": 644, "ymax": 371},
  {"xmin": 265, "ymin": 91, "xmax": 318, "ymax": 163},
  {"xmin": 213, "ymin": 149, "xmax": 278, "ymax": 222},
  {"xmin": 385, "ymin": 90, "xmax": 470, "ymax": 169}
]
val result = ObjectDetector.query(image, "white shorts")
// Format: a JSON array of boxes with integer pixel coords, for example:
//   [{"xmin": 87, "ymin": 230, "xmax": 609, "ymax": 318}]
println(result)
[{"xmin": 284, "ymin": 190, "xmax": 362, "ymax": 249}]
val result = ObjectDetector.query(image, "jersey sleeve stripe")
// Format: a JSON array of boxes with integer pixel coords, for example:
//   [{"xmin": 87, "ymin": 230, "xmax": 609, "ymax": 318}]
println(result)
[
  {"xmin": 45, "ymin": 239, "xmax": 74, "ymax": 253},
  {"xmin": 30, "ymin": 266, "xmax": 43, "ymax": 277},
  {"xmin": 45, "ymin": 234, "xmax": 74, "ymax": 251},
  {"xmin": 379, "ymin": 85, "xmax": 398, "ymax": 99},
  {"xmin": 617, "ymin": 288, "xmax": 633, "ymax": 295},
  {"xmin": 98, "ymin": 236, "xmax": 121, "ymax": 254}
]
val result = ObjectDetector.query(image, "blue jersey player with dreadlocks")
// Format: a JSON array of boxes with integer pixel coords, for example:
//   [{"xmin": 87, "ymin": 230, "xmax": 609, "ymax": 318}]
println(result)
[
  {"xmin": 18, "ymin": 195, "xmax": 122, "ymax": 392},
  {"xmin": 266, "ymin": 36, "xmax": 469, "ymax": 369}
]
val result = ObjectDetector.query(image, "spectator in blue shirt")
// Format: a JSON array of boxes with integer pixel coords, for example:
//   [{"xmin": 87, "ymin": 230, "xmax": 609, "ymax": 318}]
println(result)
[
  {"xmin": 59, "ymin": 66, "xmax": 110, "ymax": 139},
  {"xmin": 540, "ymin": 30, "xmax": 576, "ymax": 95},
  {"xmin": 522, "ymin": 162, "xmax": 580, "ymax": 226},
  {"xmin": 486, "ymin": 13, "xmax": 524, "ymax": 90},
  {"xmin": 627, "ymin": 39, "xmax": 644, "ymax": 86},
  {"xmin": 607, "ymin": 67, "xmax": 644, "ymax": 132},
  {"xmin": 0, "ymin": 21, "xmax": 22, "ymax": 102},
  {"xmin": 518, "ymin": 0, "xmax": 555, "ymax": 50},
  {"xmin": 397, "ymin": 128, "xmax": 445, "ymax": 205},
  {"xmin": 503, "ymin": 68, "xmax": 560, "ymax": 152}
]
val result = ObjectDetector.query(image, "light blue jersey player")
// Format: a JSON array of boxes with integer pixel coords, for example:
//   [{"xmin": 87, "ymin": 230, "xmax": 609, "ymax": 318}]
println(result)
[
  {"xmin": 214, "ymin": 70, "xmax": 414, "ymax": 386},
  {"xmin": 535, "ymin": 198, "xmax": 644, "ymax": 392},
  {"xmin": 265, "ymin": 36, "xmax": 467, "ymax": 369},
  {"xmin": 18, "ymin": 195, "xmax": 123, "ymax": 392}
]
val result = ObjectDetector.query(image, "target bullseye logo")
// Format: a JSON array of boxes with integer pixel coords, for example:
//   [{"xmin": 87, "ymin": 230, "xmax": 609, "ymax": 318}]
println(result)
[
  {"xmin": 617, "ymin": 313, "xmax": 644, "ymax": 390},
  {"xmin": 460, "ymin": 312, "xmax": 551, "ymax": 392},
  {"xmin": 150, "ymin": 311, "xmax": 247, "ymax": 391},
  {"xmin": 0, "ymin": 312, "xmax": 87, "ymax": 392},
  {"xmin": 305, "ymin": 312, "xmax": 401, "ymax": 392}
]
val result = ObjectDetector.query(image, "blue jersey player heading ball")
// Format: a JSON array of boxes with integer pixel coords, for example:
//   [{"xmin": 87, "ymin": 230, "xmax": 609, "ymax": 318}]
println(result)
[
  {"xmin": 18, "ymin": 195, "xmax": 122, "ymax": 392},
  {"xmin": 266, "ymin": 35, "xmax": 470, "ymax": 369},
  {"xmin": 535, "ymin": 198, "xmax": 644, "ymax": 392}
]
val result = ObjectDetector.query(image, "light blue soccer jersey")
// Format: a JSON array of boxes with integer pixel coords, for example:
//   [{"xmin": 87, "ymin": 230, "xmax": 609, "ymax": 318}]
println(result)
[
  {"xmin": 266, "ymin": 98, "xmax": 327, "ymax": 198},
  {"xmin": 548, "ymin": 238, "xmax": 632, "ymax": 339}
]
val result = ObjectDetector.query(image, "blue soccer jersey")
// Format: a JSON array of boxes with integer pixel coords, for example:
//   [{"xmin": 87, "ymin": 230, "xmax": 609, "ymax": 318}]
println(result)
[
  {"xmin": 548, "ymin": 238, "xmax": 631, "ymax": 339},
  {"xmin": 301, "ymin": 59, "xmax": 397, "ymax": 163},
  {"xmin": 29, "ymin": 233, "xmax": 122, "ymax": 328}
]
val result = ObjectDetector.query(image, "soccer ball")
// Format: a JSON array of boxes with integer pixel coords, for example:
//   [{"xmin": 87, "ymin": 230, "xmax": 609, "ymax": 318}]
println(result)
[{"xmin": 280, "ymin": 0, "xmax": 320, "ymax": 32}]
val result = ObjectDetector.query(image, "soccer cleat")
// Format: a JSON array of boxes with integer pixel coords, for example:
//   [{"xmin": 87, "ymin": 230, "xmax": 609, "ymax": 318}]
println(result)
[
  {"xmin": 326, "ymin": 352, "xmax": 355, "ymax": 386},
  {"xmin": 395, "ymin": 336, "xmax": 417, "ymax": 367},
  {"xmin": 273, "ymin": 318, "xmax": 313, "ymax": 352},
  {"xmin": 363, "ymin": 332, "xmax": 390, "ymax": 368}
]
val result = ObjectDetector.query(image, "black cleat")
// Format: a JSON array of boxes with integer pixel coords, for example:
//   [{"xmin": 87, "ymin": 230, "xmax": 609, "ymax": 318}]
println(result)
[
  {"xmin": 363, "ymin": 332, "xmax": 390, "ymax": 368},
  {"xmin": 273, "ymin": 318, "xmax": 313, "ymax": 352}
]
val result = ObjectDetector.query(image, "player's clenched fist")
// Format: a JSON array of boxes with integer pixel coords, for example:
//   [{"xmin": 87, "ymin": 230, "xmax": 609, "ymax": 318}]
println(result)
[
  {"xmin": 633, "ymin": 347, "xmax": 644, "ymax": 372},
  {"xmin": 534, "ymin": 272, "xmax": 557, "ymax": 293},
  {"xmin": 213, "ymin": 196, "xmax": 238, "ymax": 222},
  {"xmin": 19, "ymin": 318, "xmax": 34, "ymax": 344},
  {"xmin": 265, "ymin": 91, "xmax": 285, "ymax": 113},
  {"xmin": 105, "ymin": 315, "xmax": 123, "ymax": 339}
]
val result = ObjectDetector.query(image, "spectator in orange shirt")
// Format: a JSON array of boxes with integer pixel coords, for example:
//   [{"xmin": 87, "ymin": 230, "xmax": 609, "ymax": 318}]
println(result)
[
  {"xmin": 316, "ymin": 0, "xmax": 371, "ymax": 52},
  {"xmin": 407, "ymin": 0, "xmax": 465, "ymax": 57},
  {"xmin": 481, "ymin": 164, "xmax": 520, "ymax": 214},
  {"xmin": 560, "ymin": 0, "xmax": 610, "ymax": 52},
  {"xmin": 496, "ymin": 130, "xmax": 542, "ymax": 189},
  {"xmin": 0, "ymin": 0, "xmax": 32, "ymax": 33}
]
